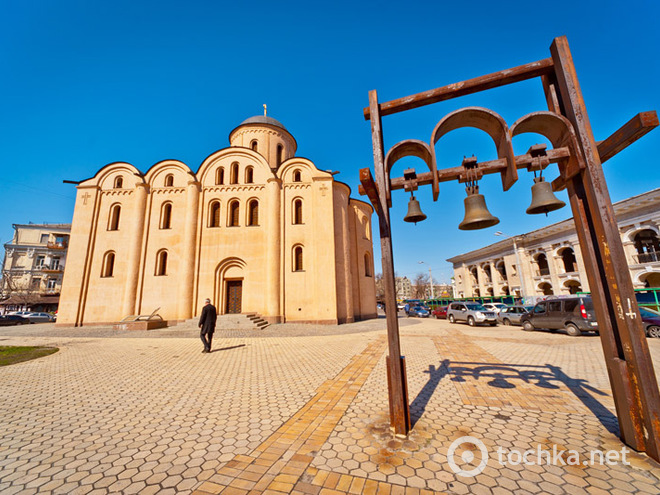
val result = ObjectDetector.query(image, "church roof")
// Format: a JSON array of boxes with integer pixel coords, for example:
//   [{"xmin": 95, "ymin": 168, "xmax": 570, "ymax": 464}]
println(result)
[{"xmin": 239, "ymin": 115, "xmax": 288, "ymax": 131}]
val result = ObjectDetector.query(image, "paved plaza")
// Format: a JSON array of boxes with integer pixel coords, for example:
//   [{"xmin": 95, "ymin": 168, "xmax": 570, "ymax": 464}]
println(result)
[{"xmin": 1, "ymin": 315, "xmax": 660, "ymax": 494}]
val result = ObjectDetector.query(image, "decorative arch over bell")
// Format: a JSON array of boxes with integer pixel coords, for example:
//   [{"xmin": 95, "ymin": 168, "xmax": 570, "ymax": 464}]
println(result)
[
  {"xmin": 510, "ymin": 112, "xmax": 584, "ymax": 188},
  {"xmin": 431, "ymin": 107, "xmax": 517, "ymax": 190},
  {"xmin": 384, "ymin": 140, "xmax": 438, "ymax": 207}
]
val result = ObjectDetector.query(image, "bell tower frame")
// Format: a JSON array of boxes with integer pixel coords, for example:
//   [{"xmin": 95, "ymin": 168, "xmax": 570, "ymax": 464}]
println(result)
[{"xmin": 359, "ymin": 36, "xmax": 660, "ymax": 461}]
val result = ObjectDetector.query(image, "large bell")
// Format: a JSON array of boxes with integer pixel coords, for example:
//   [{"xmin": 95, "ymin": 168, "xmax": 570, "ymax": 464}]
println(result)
[
  {"xmin": 526, "ymin": 176, "xmax": 566, "ymax": 215},
  {"xmin": 458, "ymin": 190, "xmax": 499, "ymax": 230},
  {"xmin": 403, "ymin": 195, "xmax": 427, "ymax": 224}
]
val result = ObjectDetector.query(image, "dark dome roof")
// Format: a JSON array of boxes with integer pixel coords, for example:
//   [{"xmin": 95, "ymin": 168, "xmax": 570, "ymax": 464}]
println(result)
[{"xmin": 239, "ymin": 115, "xmax": 287, "ymax": 131}]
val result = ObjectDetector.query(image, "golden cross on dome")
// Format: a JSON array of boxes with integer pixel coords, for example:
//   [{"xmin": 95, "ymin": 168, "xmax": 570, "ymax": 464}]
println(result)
[{"xmin": 263, "ymin": 104, "xmax": 267, "ymax": 116}]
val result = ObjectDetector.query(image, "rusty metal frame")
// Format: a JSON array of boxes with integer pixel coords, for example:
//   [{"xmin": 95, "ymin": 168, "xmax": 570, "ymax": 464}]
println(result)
[{"xmin": 360, "ymin": 36, "xmax": 660, "ymax": 460}]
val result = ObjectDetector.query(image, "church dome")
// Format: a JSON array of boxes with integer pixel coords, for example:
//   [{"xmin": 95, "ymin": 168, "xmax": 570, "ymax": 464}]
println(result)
[
  {"xmin": 238, "ymin": 115, "xmax": 288, "ymax": 132},
  {"xmin": 229, "ymin": 113, "xmax": 297, "ymax": 169}
]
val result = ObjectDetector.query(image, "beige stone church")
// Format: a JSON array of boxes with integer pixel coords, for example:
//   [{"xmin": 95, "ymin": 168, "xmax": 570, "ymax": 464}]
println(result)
[{"xmin": 58, "ymin": 115, "xmax": 377, "ymax": 326}]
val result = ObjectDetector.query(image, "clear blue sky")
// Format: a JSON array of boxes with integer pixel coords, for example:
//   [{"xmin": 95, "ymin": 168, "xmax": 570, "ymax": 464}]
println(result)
[{"xmin": 1, "ymin": 0, "xmax": 658, "ymax": 284}]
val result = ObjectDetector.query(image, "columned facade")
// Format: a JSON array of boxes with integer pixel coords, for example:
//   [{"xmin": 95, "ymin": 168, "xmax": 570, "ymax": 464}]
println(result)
[{"xmin": 449, "ymin": 188, "xmax": 660, "ymax": 301}]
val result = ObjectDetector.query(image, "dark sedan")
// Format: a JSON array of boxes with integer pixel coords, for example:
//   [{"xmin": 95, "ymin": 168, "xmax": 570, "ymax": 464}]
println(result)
[
  {"xmin": 0, "ymin": 314, "xmax": 29, "ymax": 326},
  {"xmin": 640, "ymin": 307, "xmax": 660, "ymax": 338},
  {"xmin": 408, "ymin": 305, "xmax": 430, "ymax": 318}
]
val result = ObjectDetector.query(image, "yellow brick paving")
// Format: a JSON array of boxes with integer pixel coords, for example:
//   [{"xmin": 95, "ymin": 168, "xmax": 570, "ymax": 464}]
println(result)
[{"xmin": 1, "ymin": 319, "xmax": 660, "ymax": 494}]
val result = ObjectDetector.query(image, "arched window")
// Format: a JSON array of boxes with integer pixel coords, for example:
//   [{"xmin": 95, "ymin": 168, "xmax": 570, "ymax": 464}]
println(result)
[
  {"xmin": 293, "ymin": 199, "xmax": 303, "ymax": 224},
  {"xmin": 276, "ymin": 144, "xmax": 284, "ymax": 167},
  {"xmin": 102, "ymin": 252, "xmax": 115, "ymax": 278},
  {"xmin": 483, "ymin": 265, "xmax": 492, "ymax": 283},
  {"xmin": 228, "ymin": 200, "xmax": 240, "ymax": 227},
  {"xmin": 164, "ymin": 174, "xmax": 174, "ymax": 187},
  {"xmin": 293, "ymin": 169, "xmax": 302, "ymax": 182},
  {"xmin": 208, "ymin": 201, "xmax": 221, "ymax": 228},
  {"xmin": 230, "ymin": 162, "xmax": 239, "ymax": 184},
  {"xmin": 215, "ymin": 167, "xmax": 225, "ymax": 185},
  {"xmin": 251, "ymin": 140, "xmax": 258, "ymax": 152},
  {"xmin": 114, "ymin": 176, "xmax": 123, "ymax": 189},
  {"xmin": 536, "ymin": 253, "xmax": 550, "ymax": 276},
  {"xmin": 108, "ymin": 204, "xmax": 121, "ymax": 231},
  {"xmin": 156, "ymin": 250, "xmax": 168, "ymax": 276},
  {"xmin": 634, "ymin": 229, "xmax": 660, "ymax": 263},
  {"xmin": 245, "ymin": 166, "xmax": 254, "ymax": 184},
  {"xmin": 247, "ymin": 200, "xmax": 259, "ymax": 226},
  {"xmin": 160, "ymin": 202, "xmax": 172, "ymax": 229},
  {"xmin": 293, "ymin": 246, "xmax": 303, "ymax": 271},
  {"xmin": 364, "ymin": 253, "xmax": 372, "ymax": 277},
  {"xmin": 561, "ymin": 248, "xmax": 577, "ymax": 272}
]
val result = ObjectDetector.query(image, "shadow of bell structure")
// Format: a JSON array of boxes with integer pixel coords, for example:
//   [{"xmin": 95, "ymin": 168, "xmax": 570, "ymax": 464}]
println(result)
[{"xmin": 358, "ymin": 36, "xmax": 660, "ymax": 462}]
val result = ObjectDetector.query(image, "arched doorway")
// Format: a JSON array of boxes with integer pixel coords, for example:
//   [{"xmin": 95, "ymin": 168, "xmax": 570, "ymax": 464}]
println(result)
[
  {"xmin": 564, "ymin": 279, "xmax": 582, "ymax": 294},
  {"xmin": 215, "ymin": 257, "xmax": 246, "ymax": 314},
  {"xmin": 538, "ymin": 282, "xmax": 553, "ymax": 296},
  {"xmin": 641, "ymin": 272, "xmax": 660, "ymax": 288}
]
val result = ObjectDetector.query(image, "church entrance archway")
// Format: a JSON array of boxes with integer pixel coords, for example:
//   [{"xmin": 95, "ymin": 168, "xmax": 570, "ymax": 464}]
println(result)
[{"xmin": 215, "ymin": 257, "xmax": 246, "ymax": 315}]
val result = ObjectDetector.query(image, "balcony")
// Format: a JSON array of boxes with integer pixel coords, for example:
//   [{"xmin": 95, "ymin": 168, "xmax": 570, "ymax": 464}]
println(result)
[
  {"xmin": 47, "ymin": 241, "xmax": 68, "ymax": 250},
  {"xmin": 635, "ymin": 251, "xmax": 660, "ymax": 264},
  {"xmin": 37, "ymin": 264, "xmax": 64, "ymax": 273}
]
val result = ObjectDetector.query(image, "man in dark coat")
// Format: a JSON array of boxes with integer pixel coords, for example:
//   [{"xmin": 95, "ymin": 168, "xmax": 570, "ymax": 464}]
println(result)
[{"xmin": 199, "ymin": 298, "xmax": 217, "ymax": 353}]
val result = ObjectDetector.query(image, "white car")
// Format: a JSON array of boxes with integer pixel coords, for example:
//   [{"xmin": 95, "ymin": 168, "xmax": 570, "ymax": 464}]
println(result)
[{"xmin": 483, "ymin": 303, "xmax": 509, "ymax": 314}]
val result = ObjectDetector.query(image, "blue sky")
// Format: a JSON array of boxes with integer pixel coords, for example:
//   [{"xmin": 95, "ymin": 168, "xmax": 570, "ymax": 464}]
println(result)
[{"xmin": 1, "ymin": 0, "xmax": 658, "ymax": 284}]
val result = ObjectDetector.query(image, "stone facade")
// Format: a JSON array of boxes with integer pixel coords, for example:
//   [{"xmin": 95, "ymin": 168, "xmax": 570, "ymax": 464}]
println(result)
[
  {"xmin": 1, "ymin": 223, "xmax": 71, "ymax": 311},
  {"xmin": 58, "ymin": 116, "xmax": 377, "ymax": 326},
  {"xmin": 448, "ymin": 188, "xmax": 660, "ymax": 300}
]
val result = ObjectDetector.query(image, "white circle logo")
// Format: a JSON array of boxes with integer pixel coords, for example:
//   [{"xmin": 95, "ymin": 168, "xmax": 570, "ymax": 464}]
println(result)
[{"xmin": 447, "ymin": 436, "xmax": 488, "ymax": 477}]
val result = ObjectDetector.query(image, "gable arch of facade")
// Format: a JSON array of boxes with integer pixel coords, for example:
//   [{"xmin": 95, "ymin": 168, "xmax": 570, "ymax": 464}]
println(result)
[
  {"xmin": 197, "ymin": 148, "xmax": 272, "ymax": 186},
  {"xmin": 83, "ymin": 162, "xmax": 144, "ymax": 190},
  {"xmin": 144, "ymin": 160, "xmax": 193, "ymax": 187},
  {"xmin": 277, "ymin": 158, "xmax": 329, "ymax": 183}
]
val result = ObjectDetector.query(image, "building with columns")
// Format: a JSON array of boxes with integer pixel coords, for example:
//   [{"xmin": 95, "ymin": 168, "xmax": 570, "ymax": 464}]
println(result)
[
  {"xmin": 58, "ymin": 115, "xmax": 377, "ymax": 326},
  {"xmin": 448, "ymin": 188, "xmax": 660, "ymax": 300}
]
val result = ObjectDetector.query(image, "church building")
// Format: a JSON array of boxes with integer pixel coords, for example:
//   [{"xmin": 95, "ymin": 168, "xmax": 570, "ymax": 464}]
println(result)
[{"xmin": 58, "ymin": 115, "xmax": 377, "ymax": 326}]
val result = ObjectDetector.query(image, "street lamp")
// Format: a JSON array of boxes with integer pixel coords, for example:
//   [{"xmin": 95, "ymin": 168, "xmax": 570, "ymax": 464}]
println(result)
[
  {"xmin": 418, "ymin": 261, "xmax": 434, "ymax": 299},
  {"xmin": 494, "ymin": 231, "xmax": 526, "ymax": 304}
]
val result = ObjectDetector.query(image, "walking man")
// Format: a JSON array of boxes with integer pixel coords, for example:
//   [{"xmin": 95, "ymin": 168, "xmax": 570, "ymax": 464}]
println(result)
[{"xmin": 199, "ymin": 298, "xmax": 217, "ymax": 353}]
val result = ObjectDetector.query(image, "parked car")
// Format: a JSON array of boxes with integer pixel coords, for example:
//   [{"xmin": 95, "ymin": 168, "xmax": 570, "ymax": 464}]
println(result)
[
  {"xmin": 640, "ymin": 307, "xmax": 660, "ymax": 338},
  {"xmin": 483, "ymin": 303, "xmax": 508, "ymax": 314},
  {"xmin": 446, "ymin": 302, "xmax": 497, "ymax": 326},
  {"xmin": 0, "ymin": 314, "xmax": 29, "ymax": 326},
  {"xmin": 432, "ymin": 306, "xmax": 447, "ymax": 319},
  {"xmin": 408, "ymin": 305, "xmax": 430, "ymax": 318},
  {"xmin": 397, "ymin": 303, "xmax": 405, "ymax": 311},
  {"xmin": 520, "ymin": 296, "xmax": 598, "ymax": 336},
  {"xmin": 23, "ymin": 312, "xmax": 55, "ymax": 324},
  {"xmin": 498, "ymin": 305, "xmax": 534, "ymax": 326}
]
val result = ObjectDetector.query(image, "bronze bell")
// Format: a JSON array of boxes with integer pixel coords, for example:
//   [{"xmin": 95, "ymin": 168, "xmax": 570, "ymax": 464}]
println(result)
[
  {"xmin": 403, "ymin": 195, "xmax": 427, "ymax": 224},
  {"xmin": 526, "ymin": 176, "xmax": 566, "ymax": 215},
  {"xmin": 458, "ymin": 188, "xmax": 499, "ymax": 230}
]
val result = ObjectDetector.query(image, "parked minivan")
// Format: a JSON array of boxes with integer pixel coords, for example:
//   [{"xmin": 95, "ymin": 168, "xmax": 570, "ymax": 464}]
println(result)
[{"xmin": 519, "ymin": 296, "xmax": 598, "ymax": 336}]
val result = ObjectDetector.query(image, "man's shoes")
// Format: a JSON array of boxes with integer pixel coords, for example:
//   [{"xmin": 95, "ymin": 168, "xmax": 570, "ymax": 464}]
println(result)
[{"xmin": 202, "ymin": 350, "xmax": 209, "ymax": 353}]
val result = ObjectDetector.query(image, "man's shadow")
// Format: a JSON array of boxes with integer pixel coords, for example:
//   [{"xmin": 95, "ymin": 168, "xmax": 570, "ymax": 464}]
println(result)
[{"xmin": 211, "ymin": 344, "xmax": 246, "ymax": 352}]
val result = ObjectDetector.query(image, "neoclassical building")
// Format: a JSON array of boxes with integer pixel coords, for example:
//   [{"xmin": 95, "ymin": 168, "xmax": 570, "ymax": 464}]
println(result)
[
  {"xmin": 448, "ymin": 188, "xmax": 660, "ymax": 300},
  {"xmin": 58, "ymin": 115, "xmax": 377, "ymax": 326}
]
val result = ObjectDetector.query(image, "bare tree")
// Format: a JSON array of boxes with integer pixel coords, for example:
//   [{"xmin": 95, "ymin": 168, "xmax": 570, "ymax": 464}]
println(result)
[
  {"xmin": 374, "ymin": 273, "xmax": 385, "ymax": 301},
  {"xmin": 413, "ymin": 272, "xmax": 429, "ymax": 299}
]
